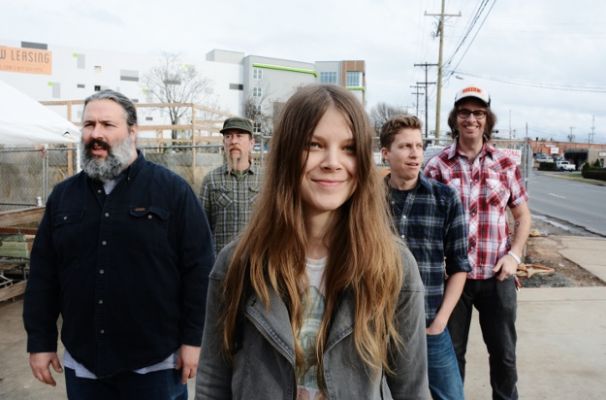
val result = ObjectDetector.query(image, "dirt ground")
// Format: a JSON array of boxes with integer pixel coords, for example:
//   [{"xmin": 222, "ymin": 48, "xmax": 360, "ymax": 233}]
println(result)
[{"xmin": 521, "ymin": 215, "xmax": 605, "ymax": 288}]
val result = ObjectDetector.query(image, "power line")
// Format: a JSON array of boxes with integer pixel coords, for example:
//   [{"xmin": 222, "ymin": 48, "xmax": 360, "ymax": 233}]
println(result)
[
  {"xmin": 449, "ymin": 70, "xmax": 606, "ymax": 93},
  {"xmin": 445, "ymin": 0, "xmax": 490, "ymax": 67},
  {"xmin": 425, "ymin": 0, "xmax": 460, "ymax": 139},
  {"xmin": 444, "ymin": 0, "xmax": 497, "ymax": 84},
  {"xmin": 414, "ymin": 62, "xmax": 437, "ymax": 138}
]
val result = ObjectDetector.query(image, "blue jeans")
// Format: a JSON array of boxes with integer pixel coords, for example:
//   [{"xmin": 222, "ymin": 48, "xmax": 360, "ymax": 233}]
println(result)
[
  {"xmin": 65, "ymin": 367, "xmax": 187, "ymax": 400},
  {"xmin": 427, "ymin": 328, "xmax": 464, "ymax": 400},
  {"xmin": 448, "ymin": 277, "xmax": 518, "ymax": 400}
]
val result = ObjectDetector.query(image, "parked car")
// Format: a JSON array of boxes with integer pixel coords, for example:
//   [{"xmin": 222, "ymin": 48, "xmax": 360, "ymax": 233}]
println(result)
[
  {"xmin": 556, "ymin": 160, "xmax": 576, "ymax": 171},
  {"xmin": 535, "ymin": 153, "xmax": 553, "ymax": 163}
]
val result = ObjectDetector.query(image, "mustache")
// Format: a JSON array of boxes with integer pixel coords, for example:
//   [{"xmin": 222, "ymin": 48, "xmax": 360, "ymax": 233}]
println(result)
[{"xmin": 85, "ymin": 138, "xmax": 111, "ymax": 152}]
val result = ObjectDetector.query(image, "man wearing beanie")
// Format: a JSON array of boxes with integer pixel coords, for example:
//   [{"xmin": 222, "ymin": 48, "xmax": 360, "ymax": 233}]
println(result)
[
  {"xmin": 424, "ymin": 86, "xmax": 531, "ymax": 399},
  {"xmin": 200, "ymin": 117, "xmax": 262, "ymax": 254}
]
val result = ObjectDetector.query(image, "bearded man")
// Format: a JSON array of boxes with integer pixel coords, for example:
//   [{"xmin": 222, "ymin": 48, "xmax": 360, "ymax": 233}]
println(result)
[
  {"xmin": 199, "ymin": 116, "xmax": 262, "ymax": 254},
  {"xmin": 23, "ymin": 89, "xmax": 215, "ymax": 399}
]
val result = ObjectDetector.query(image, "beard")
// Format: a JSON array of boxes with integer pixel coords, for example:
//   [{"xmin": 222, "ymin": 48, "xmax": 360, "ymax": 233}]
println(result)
[
  {"xmin": 80, "ymin": 135, "xmax": 134, "ymax": 182},
  {"xmin": 227, "ymin": 150, "xmax": 242, "ymax": 172}
]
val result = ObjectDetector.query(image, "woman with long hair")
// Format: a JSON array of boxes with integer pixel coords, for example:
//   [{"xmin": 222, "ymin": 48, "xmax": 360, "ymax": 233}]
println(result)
[{"xmin": 195, "ymin": 84, "xmax": 429, "ymax": 399}]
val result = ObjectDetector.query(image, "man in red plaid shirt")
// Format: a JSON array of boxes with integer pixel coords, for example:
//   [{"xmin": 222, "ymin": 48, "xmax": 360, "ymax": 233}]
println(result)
[{"xmin": 424, "ymin": 86, "xmax": 531, "ymax": 400}]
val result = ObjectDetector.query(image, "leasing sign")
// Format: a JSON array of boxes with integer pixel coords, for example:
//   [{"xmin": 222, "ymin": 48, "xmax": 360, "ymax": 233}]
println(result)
[{"xmin": 0, "ymin": 45, "xmax": 52, "ymax": 75}]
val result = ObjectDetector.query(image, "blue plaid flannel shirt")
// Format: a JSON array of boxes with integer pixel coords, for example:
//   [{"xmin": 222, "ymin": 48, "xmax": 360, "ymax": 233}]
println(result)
[{"xmin": 386, "ymin": 173, "xmax": 470, "ymax": 325}]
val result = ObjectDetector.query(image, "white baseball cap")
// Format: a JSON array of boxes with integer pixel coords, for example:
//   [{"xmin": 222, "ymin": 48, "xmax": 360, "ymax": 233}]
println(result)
[{"xmin": 454, "ymin": 86, "xmax": 491, "ymax": 106}]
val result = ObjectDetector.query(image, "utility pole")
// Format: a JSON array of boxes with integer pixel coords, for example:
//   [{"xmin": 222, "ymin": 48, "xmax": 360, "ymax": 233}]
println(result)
[
  {"xmin": 509, "ymin": 109, "xmax": 512, "ymax": 140},
  {"xmin": 568, "ymin": 126, "xmax": 575, "ymax": 143},
  {"xmin": 425, "ymin": 0, "xmax": 460, "ymax": 140},
  {"xmin": 414, "ymin": 62, "xmax": 437, "ymax": 139},
  {"xmin": 410, "ymin": 84, "xmax": 424, "ymax": 117},
  {"xmin": 589, "ymin": 114, "xmax": 596, "ymax": 144}
]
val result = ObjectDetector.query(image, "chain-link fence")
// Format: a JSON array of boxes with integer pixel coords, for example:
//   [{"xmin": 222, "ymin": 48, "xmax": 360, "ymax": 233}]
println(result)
[
  {"xmin": 1, "ymin": 138, "xmax": 533, "ymax": 212},
  {"xmin": 0, "ymin": 144, "xmax": 228, "ymax": 212}
]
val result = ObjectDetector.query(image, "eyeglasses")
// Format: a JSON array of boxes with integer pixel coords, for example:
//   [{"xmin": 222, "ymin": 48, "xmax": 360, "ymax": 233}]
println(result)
[{"xmin": 456, "ymin": 109, "xmax": 487, "ymax": 120}]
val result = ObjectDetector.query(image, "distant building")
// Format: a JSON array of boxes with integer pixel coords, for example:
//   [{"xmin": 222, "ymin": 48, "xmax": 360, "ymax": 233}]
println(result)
[{"xmin": 0, "ymin": 39, "xmax": 366, "ymax": 137}]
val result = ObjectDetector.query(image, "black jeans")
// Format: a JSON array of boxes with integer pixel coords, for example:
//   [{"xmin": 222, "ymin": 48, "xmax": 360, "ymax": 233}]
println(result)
[{"xmin": 448, "ymin": 277, "xmax": 518, "ymax": 400}]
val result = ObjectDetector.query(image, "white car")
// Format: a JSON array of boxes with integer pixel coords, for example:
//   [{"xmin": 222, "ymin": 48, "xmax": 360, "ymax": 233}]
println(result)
[{"xmin": 556, "ymin": 160, "xmax": 576, "ymax": 171}]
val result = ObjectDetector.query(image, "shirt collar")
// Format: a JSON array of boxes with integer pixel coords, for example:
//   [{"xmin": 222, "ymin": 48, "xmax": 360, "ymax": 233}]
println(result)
[
  {"xmin": 122, "ymin": 150, "xmax": 145, "ymax": 182},
  {"xmin": 222, "ymin": 162, "xmax": 258, "ymax": 176},
  {"xmin": 384, "ymin": 172, "xmax": 430, "ymax": 191},
  {"xmin": 448, "ymin": 141, "xmax": 496, "ymax": 161}
]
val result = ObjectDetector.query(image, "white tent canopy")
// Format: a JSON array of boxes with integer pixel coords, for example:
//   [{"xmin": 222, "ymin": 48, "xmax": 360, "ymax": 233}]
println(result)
[{"xmin": 0, "ymin": 79, "xmax": 80, "ymax": 146}]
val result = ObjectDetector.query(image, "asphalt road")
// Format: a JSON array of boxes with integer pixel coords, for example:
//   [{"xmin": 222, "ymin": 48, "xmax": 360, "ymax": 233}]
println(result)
[{"xmin": 527, "ymin": 171, "xmax": 606, "ymax": 236}]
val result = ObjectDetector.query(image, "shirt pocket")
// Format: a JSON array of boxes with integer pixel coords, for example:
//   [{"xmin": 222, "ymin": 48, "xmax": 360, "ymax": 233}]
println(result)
[
  {"xmin": 52, "ymin": 210, "xmax": 85, "ymax": 257},
  {"xmin": 51, "ymin": 210, "xmax": 85, "ymax": 268},
  {"xmin": 127, "ymin": 206, "xmax": 170, "ymax": 247},
  {"xmin": 485, "ymin": 177, "xmax": 510, "ymax": 210},
  {"xmin": 211, "ymin": 188, "xmax": 234, "ymax": 209},
  {"xmin": 247, "ymin": 185, "xmax": 260, "ymax": 206},
  {"xmin": 445, "ymin": 178, "xmax": 462, "ymax": 197}
]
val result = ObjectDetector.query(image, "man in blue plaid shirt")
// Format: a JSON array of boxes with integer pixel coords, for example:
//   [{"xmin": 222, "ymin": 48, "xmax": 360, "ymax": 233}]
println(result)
[{"xmin": 381, "ymin": 115, "xmax": 470, "ymax": 400}]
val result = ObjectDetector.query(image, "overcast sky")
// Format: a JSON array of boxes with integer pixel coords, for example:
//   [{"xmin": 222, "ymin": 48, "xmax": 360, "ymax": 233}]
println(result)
[{"xmin": 3, "ymin": 0, "xmax": 605, "ymax": 142}]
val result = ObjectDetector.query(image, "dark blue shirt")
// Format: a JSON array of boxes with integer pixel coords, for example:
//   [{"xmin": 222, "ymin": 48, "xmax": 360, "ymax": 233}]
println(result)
[
  {"xmin": 386, "ymin": 174, "xmax": 470, "ymax": 325},
  {"xmin": 23, "ymin": 152, "xmax": 215, "ymax": 377}
]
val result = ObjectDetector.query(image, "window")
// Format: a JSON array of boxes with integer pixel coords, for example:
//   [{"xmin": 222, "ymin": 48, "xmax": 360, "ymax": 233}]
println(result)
[
  {"xmin": 75, "ymin": 53, "xmax": 86, "ymax": 69},
  {"xmin": 94, "ymin": 85, "xmax": 101, "ymax": 91},
  {"xmin": 77, "ymin": 83, "xmax": 85, "ymax": 89},
  {"xmin": 50, "ymin": 82, "xmax": 61, "ymax": 98},
  {"xmin": 346, "ymin": 71, "xmax": 362, "ymax": 87},
  {"xmin": 253, "ymin": 121, "xmax": 262, "ymax": 133},
  {"xmin": 120, "ymin": 69, "xmax": 139, "ymax": 82},
  {"xmin": 253, "ymin": 68, "xmax": 263, "ymax": 80},
  {"xmin": 229, "ymin": 83, "xmax": 244, "ymax": 90},
  {"xmin": 94, "ymin": 66, "xmax": 102, "ymax": 73},
  {"xmin": 320, "ymin": 71, "xmax": 337, "ymax": 84},
  {"xmin": 253, "ymin": 87, "xmax": 262, "ymax": 97},
  {"xmin": 21, "ymin": 41, "xmax": 47, "ymax": 50}
]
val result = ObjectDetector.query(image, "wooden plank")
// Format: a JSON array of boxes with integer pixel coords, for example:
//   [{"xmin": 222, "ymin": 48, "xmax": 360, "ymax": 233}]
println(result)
[
  {"xmin": 0, "ymin": 280, "xmax": 27, "ymax": 302},
  {"xmin": 0, "ymin": 227, "xmax": 38, "ymax": 235},
  {"xmin": 0, "ymin": 249, "xmax": 30, "ymax": 258},
  {"xmin": 0, "ymin": 207, "xmax": 44, "ymax": 228},
  {"xmin": 0, "ymin": 242, "xmax": 29, "ymax": 250}
]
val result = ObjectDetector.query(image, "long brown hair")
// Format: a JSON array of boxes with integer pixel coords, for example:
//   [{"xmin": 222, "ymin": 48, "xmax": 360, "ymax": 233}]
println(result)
[{"xmin": 221, "ymin": 84, "xmax": 403, "ymax": 389}]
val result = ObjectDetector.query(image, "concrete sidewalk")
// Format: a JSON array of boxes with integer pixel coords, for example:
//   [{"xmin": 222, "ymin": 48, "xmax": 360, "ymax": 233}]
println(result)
[
  {"xmin": 2, "ymin": 236, "xmax": 606, "ymax": 399},
  {"xmin": 464, "ymin": 236, "xmax": 606, "ymax": 399}
]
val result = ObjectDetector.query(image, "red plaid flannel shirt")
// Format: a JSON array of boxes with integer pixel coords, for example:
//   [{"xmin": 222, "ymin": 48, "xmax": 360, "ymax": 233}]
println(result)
[{"xmin": 424, "ymin": 143, "xmax": 528, "ymax": 280}]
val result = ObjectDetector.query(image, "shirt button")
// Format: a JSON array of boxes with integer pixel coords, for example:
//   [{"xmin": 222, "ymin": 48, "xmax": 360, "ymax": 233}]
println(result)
[
  {"xmin": 99, "ymin": 269, "xmax": 105, "ymax": 274},
  {"xmin": 63, "ymin": 216, "xmax": 68, "ymax": 220},
  {"xmin": 100, "ymin": 329, "xmax": 105, "ymax": 334},
  {"xmin": 147, "ymin": 214, "xmax": 153, "ymax": 220},
  {"xmin": 101, "ymin": 240, "xmax": 107, "ymax": 246},
  {"xmin": 98, "ymin": 299, "xmax": 104, "ymax": 304},
  {"xmin": 400, "ymin": 234, "xmax": 406, "ymax": 239},
  {"xmin": 97, "ymin": 189, "xmax": 102, "ymax": 194},
  {"xmin": 402, "ymin": 215, "xmax": 407, "ymax": 220},
  {"xmin": 104, "ymin": 212, "xmax": 110, "ymax": 218}
]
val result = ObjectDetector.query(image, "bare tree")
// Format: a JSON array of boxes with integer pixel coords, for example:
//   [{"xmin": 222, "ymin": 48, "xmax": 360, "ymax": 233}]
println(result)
[
  {"xmin": 244, "ymin": 83, "xmax": 274, "ymax": 136},
  {"xmin": 142, "ymin": 53, "xmax": 213, "ymax": 142},
  {"xmin": 369, "ymin": 102, "xmax": 407, "ymax": 135}
]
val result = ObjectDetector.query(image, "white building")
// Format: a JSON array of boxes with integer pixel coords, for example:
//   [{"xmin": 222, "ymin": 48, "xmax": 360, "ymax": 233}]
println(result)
[{"xmin": 0, "ymin": 39, "xmax": 366, "ymax": 136}]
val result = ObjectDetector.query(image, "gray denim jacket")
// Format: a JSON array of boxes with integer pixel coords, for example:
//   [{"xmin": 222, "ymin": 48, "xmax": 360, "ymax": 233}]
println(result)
[{"xmin": 195, "ymin": 241, "xmax": 430, "ymax": 400}]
